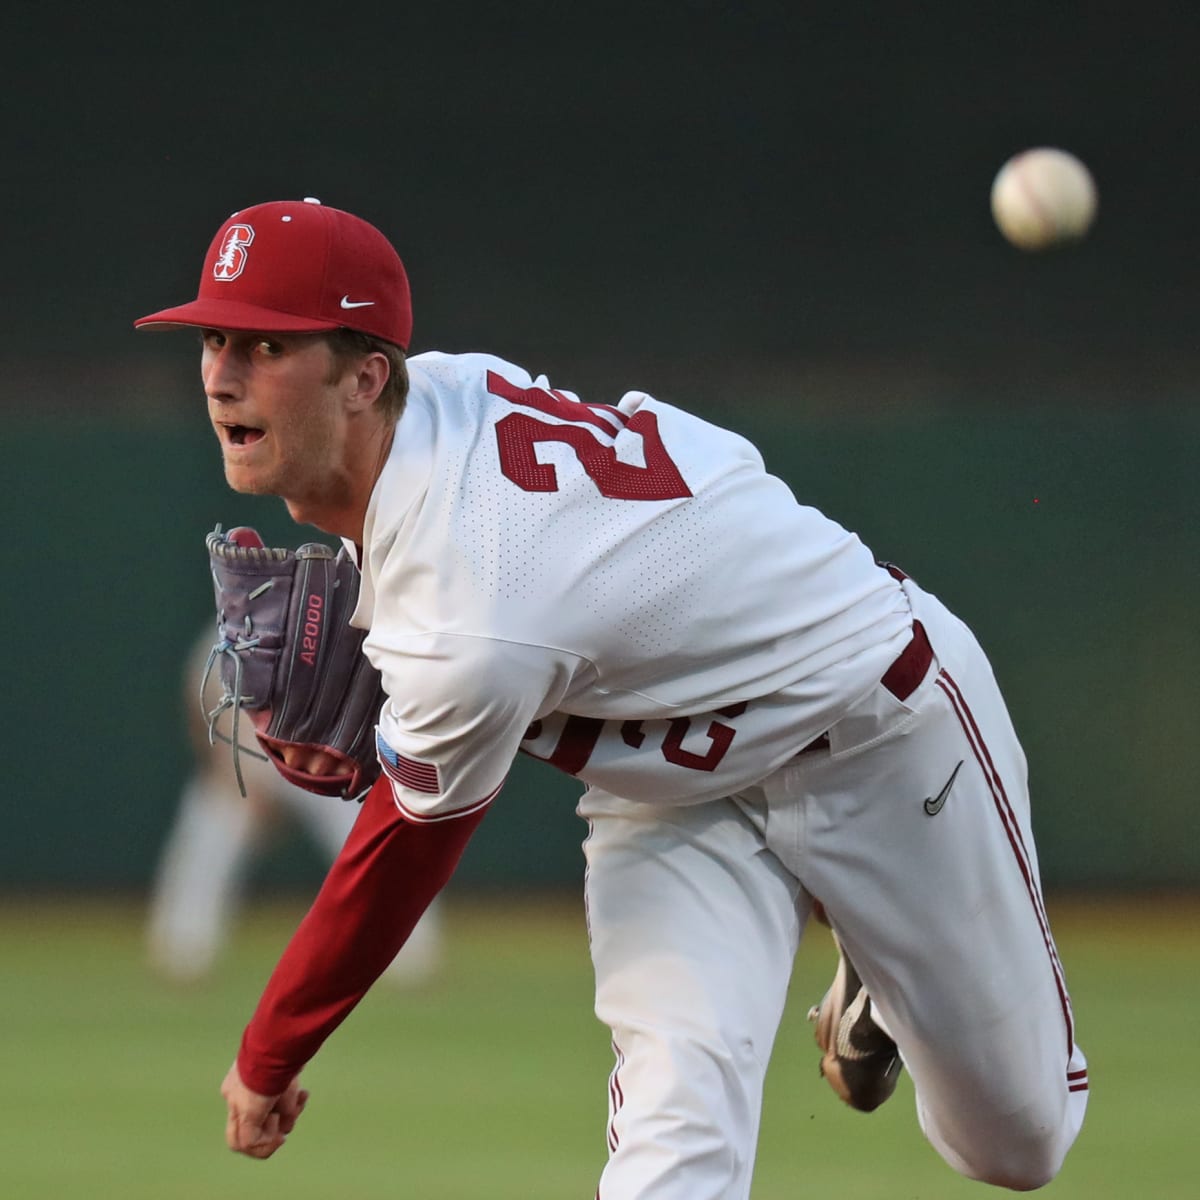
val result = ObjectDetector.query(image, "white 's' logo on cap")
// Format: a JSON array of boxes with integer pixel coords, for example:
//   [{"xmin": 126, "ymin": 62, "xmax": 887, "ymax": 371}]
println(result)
[{"xmin": 214, "ymin": 224, "xmax": 255, "ymax": 281}]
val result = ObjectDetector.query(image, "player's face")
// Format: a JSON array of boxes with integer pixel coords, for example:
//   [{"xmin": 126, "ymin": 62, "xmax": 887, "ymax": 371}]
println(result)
[{"xmin": 201, "ymin": 330, "xmax": 348, "ymax": 500}]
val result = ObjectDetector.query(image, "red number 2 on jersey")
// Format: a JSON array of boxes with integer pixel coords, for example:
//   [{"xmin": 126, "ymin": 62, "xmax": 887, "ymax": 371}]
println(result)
[{"xmin": 488, "ymin": 371, "xmax": 692, "ymax": 501}]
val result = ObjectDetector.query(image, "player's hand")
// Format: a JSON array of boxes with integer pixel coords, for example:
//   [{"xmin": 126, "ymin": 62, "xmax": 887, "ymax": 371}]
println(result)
[
  {"xmin": 279, "ymin": 743, "xmax": 343, "ymax": 777},
  {"xmin": 251, "ymin": 711, "xmax": 343, "ymax": 778},
  {"xmin": 220, "ymin": 1061, "xmax": 309, "ymax": 1159}
]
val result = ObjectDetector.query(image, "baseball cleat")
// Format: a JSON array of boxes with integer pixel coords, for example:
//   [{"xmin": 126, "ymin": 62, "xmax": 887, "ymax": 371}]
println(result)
[{"xmin": 807, "ymin": 936, "xmax": 903, "ymax": 1113}]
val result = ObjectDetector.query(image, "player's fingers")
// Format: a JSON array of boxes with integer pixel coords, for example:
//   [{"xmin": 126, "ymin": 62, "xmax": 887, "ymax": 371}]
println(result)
[
  {"xmin": 306, "ymin": 750, "xmax": 342, "ymax": 776},
  {"xmin": 260, "ymin": 1111, "xmax": 283, "ymax": 1153},
  {"xmin": 280, "ymin": 744, "xmax": 342, "ymax": 777},
  {"xmin": 220, "ymin": 1061, "xmax": 290, "ymax": 1158},
  {"xmin": 226, "ymin": 1113, "xmax": 258, "ymax": 1155},
  {"xmin": 276, "ymin": 1087, "xmax": 309, "ymax": 1134},
  {"xmin": 226, "ymin": 1110, "xmax": 286, "ymax": 1159},
  {"xmin": 249, "ymin": 1112, "xmax": 285, "ymax": 1159}
]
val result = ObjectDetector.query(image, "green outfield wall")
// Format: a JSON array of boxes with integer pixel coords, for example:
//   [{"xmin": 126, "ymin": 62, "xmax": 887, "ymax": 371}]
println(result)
[
  {"xmin": 5, "ymin": 382, "xmax": 1196, "ymax": 895},
  {"xmin": 6, "ymin": 3, "xmax": 1198, "ymax": 899}
]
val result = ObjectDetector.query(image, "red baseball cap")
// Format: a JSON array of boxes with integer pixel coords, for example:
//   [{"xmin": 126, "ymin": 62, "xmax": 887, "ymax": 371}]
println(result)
[{"xmin": 134, "ymin": 198, "xmax": 412, "ymax": 350}]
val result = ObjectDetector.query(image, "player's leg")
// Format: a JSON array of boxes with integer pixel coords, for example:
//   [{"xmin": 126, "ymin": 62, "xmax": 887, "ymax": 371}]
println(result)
[
  {"xmin": 148, "ymin": 628, "xmax": 270, "ymax": 982},
  {"xmin": 146, "ymin": 771, "xmax": 258, "ymax": 981},
  {"xmin": 292, "ymin": 783, "xmax": 444, "ymax": 985},
  {"xmin": 579, "ymin": 790, "xmax": 806, "ymax": 1200},
  {"xmin": 793, "ymin": 592, "xmax": 1087, "ymax": 1189}
]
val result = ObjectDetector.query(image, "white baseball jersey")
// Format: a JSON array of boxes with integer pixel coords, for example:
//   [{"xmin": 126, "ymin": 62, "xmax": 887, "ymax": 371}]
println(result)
[{"xmin": 347, "ymin": 352, "xmax": 912, "ymax": 821}]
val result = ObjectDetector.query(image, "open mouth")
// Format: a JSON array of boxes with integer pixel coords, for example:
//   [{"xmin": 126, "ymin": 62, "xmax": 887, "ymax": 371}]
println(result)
[{"xmin": 223, "ymin": 423, "xmax": 265, "ymax": 447}]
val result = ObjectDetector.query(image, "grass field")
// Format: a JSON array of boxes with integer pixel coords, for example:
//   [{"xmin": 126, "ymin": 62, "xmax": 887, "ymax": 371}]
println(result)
[{"xmin": 1, "ymin": 894, "xmax": 1195, "ymax": 1198}]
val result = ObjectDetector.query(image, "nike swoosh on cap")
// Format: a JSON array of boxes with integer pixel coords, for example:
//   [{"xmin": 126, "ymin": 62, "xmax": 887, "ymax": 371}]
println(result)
[{"xmin": 340, "ymin": 296, "xmax": 376, "ymax": 309}]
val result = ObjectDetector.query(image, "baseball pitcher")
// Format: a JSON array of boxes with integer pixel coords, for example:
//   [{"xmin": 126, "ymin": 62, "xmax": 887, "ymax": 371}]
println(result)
[{"xmin": 135, "ymin": 198, "xmax": 1087, "ymax": 1198}]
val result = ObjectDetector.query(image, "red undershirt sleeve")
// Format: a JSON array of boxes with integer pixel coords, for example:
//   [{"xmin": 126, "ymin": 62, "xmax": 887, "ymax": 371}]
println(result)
[{"xmin": 236, "ymin": 774, "xmax": 492, "ymax": 1096}]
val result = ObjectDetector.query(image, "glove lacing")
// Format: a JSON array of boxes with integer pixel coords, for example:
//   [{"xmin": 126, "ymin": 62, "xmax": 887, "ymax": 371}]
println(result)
[{"xmin": 200, "ymin": 599, "xmax": 272, "ymax": 798}]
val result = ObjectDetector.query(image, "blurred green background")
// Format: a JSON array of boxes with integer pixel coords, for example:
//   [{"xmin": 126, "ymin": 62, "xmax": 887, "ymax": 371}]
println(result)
[{"xmin": 2, "ymin": 1, "xmax": 1197, "ymax": 1196}]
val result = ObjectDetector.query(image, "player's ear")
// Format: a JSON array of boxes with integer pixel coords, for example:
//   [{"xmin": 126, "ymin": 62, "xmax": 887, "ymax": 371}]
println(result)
[{"xmin": 345, "ymin": 351, "xmax": 390, "ymax": 413}]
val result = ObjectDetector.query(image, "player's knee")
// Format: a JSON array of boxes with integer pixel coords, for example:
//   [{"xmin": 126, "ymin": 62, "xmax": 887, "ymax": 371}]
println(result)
[{"xmin": 963, "ymin": 1115, "xmax": 1069, "ymax": 1191}]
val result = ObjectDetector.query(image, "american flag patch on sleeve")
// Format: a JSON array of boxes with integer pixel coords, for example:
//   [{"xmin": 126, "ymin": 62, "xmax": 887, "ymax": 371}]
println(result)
[{"xmin": 376, "ymin": 730, "xmax": 441, "ymax": 795}]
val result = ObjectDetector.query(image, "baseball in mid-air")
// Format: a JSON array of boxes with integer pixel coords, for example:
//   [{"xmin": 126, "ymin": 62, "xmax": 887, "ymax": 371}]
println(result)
[{"xmin": 990, "ymin": 147, "xmax": 1098, "ymax": 251}]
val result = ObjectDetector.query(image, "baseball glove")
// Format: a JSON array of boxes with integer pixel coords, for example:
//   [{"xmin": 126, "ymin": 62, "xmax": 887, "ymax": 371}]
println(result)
[{"xmin": 202, "ymin": 525, "xmax": 385, "ymax": 801}]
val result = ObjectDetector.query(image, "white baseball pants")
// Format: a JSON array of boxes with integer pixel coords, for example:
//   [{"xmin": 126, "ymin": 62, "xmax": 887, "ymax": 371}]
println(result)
[{"xmin": 580, "ymin": 579, "xmax": 1088, "ymax": 1199}]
